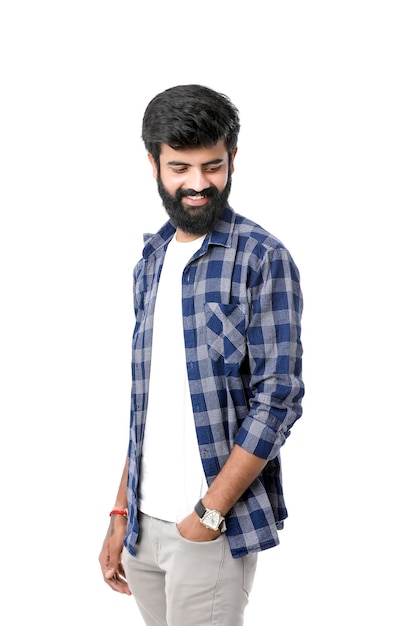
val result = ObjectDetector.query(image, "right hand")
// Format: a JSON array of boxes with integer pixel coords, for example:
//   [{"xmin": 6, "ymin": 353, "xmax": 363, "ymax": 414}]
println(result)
[{"xmin": 98, "ymin": 516, "xmax": 131, "ymax": 595}]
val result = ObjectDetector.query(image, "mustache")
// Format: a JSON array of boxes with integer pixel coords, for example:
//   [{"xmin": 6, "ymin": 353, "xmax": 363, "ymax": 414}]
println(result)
[{"xmin": 175, "ymin": 187, "xmax": 217, "ymax": 200}]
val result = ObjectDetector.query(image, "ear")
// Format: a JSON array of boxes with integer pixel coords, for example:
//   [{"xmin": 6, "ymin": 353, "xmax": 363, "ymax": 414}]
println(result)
[
  {"xmin": 230, "ymin": 146, "xmax": 238, "ymax": 173},
  {"xmin": 148, "ymin": 153, "xmax": 158, "ymax": 179}
]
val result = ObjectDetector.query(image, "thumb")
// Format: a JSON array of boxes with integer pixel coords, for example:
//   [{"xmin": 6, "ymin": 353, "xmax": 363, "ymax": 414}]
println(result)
[
  {"xmin": 105, "ymin": 565, "xmax": 116, "ymax": 579},
  {"xmin": 104, "ymin": 554, "xmax": 117, "ymax": 579}
]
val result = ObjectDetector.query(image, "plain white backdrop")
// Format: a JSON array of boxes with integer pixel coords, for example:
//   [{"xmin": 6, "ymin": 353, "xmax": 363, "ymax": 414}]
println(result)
[{"xmin": 1, "ymin": 1, "xmax": 416, "ymax": 624}]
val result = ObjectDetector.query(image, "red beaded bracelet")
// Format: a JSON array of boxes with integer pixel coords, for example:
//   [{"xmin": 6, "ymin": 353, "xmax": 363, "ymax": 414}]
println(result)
[{"xmin": 109, "ymin": 507, "xmax": 128, "ymax": 517}]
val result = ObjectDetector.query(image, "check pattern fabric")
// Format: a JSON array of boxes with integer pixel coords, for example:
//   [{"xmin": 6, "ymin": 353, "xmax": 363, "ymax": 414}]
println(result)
[{"xmin": 125, "ymin": 206, "xmax": 304, "ymax": 558}]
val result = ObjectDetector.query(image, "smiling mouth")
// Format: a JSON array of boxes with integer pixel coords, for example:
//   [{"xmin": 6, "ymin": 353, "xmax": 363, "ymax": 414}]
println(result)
[{"xmin": 182, "ymin": 193, "xmax": 210, "ymax": 209}]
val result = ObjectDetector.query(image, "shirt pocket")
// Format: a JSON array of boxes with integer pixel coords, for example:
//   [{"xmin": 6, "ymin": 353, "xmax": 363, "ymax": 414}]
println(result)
[{"xmin": 204, "ymin": 302, "xmax": 248, "ymax": 365}]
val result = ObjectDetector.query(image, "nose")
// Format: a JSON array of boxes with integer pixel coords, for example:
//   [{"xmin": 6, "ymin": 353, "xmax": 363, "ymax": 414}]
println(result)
[{"xmin": 186, "ymin": 167, "xmax": 210, "ymax": 192}]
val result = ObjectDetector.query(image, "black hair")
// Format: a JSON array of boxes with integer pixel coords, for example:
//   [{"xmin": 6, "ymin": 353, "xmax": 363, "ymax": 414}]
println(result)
[{"xmin": 142, "ymin": 84, "xmax": 240, "ymax": 163}]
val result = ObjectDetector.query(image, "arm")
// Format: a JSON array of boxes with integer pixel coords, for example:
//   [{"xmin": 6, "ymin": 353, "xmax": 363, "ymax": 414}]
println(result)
[
  {"xmin": 177, "ymin": 444, "xmax": 267, "ymax": 540},
  {"xmin": 202, "ymin": 444, "xmax": 267, "ymax": 513},
  {"xmin": 98, "ymin": 457, "xmax": 131, "ymax": 595}
]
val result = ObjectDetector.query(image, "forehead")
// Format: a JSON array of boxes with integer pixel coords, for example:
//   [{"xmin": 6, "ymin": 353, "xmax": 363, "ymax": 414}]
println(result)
[{"xmin": 159, "ymin": 140, "xmax": 228, "ymax": 165}]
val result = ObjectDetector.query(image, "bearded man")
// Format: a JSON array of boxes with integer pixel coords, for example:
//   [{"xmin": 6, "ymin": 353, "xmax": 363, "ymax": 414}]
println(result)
[{"xmin": 99, "ymin": 84, "xmax": 304, "ymax": 626}]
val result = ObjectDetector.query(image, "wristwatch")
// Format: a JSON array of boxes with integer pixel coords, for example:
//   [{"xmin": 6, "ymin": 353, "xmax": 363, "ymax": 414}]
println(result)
[{"xmin": 194, "ymin": 499, "xmax": 227, "ymax": 533}]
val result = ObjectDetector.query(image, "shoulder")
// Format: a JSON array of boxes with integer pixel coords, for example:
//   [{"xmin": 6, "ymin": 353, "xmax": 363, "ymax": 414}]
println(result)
[
  {"xmin": 224, "ymin": 208, "xmax": 301, "ymax": 284},
  {"xmin": 234, "ymin": 212, "xmax": 285, "ymax": 249},
  {"xmin": 227, "ymin": 209, "xmax": 294, "ymax": 269}
]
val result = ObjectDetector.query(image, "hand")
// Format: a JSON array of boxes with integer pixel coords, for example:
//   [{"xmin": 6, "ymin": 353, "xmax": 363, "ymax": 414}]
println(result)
[
  {"xmin": 177, "ymin": 511, "xmax": 221, "ymax": 542},
  {"xmin": 98, "ymin": 517, "xmax": 131, "ymax": 595}
]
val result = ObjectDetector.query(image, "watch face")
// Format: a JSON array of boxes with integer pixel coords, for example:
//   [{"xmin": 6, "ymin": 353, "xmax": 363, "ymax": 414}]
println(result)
[{"xmin": 203, "ymin": 510, "xmax": 221, "ymax": 530}]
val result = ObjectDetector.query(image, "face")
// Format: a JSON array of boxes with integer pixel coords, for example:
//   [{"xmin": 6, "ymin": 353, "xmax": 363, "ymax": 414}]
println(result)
[{"xmin": 149, "ymin": 140, "xmax": 237, "ymax": 238}]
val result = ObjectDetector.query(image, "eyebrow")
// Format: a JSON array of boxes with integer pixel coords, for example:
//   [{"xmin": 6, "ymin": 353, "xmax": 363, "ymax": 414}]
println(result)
[{"xmin": 167, "ymin": 158, "xmax": 225, "ymax": 167}]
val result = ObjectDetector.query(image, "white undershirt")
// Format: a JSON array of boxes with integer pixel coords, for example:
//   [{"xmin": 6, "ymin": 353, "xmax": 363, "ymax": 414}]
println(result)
[{"xmin": 139, "ymin": 234, "xmax": 208, "ymax": 522}]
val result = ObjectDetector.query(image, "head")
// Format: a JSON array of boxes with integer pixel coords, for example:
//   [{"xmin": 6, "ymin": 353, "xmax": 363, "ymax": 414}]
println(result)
[{"xmin": 142, "ymin": 84, "xmax": 240, "ymax": 236}]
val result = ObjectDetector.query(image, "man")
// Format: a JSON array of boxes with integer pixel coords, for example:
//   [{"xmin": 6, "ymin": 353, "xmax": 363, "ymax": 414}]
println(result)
[{"xmin": 99, "ymin": 84, "xmax": 304, "ymax": 626}]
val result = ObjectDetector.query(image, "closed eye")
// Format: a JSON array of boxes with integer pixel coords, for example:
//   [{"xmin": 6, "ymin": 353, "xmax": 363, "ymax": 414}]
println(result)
[{"xmin": 204, "ymin": 165, "xmax": 222, "ymax": 173}]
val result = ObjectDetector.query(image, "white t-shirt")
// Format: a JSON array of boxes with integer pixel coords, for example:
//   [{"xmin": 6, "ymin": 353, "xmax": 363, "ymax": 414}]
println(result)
[{"xmin": 139, "ymin": 234, "xmax": 208, "ymax": 522}]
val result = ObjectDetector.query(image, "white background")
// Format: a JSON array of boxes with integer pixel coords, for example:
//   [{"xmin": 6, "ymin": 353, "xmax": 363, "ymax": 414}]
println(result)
[{"xmin": 1, "ymin": 1, "xmax": 416, "ymax": 624}]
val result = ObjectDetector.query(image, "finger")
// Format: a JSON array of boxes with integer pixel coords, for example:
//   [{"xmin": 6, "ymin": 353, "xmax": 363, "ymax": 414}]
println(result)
[
  {"xmin": 118, "ymin": 562, "xmax": 128, "ymax": 579},
  {"xmin": 105, "ymin": 567, "xmax": 116, "ymax": 580},
  {"xmin": 107, "ymin": 571, "xmax": 132, "ymax": 595}
]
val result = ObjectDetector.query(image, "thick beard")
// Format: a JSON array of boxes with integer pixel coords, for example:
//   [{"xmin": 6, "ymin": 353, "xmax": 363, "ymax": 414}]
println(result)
[{"xmin": 157, "ymin": 175, "xmax": 232, "ymax": 235}]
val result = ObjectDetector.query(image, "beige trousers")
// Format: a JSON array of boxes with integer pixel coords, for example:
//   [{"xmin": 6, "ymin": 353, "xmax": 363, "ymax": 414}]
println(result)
[{"xmin": 122, "ymin": 513, "xmax": 258, "ymax": 626}]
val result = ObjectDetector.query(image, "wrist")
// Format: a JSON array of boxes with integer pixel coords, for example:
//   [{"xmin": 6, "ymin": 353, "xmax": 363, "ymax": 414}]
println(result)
[
  {"xmin": 194, "ymin": 499, "xmax": 226, "ymax": 533},
  {"xmin": 201, "ymin": 498, "xmax": 225, "ymax": 517}
]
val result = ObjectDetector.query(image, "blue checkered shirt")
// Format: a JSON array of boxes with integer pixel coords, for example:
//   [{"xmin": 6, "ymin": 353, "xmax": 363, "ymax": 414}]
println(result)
[{"xmin": 125, "ymin": 206, "xmax": 304, "ymax": 558}]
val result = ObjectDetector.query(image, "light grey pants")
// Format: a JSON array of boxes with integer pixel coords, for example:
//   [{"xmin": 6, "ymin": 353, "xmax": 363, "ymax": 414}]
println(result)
[{"xmin": 122, "ymin": 512, "xmax": 258, "ymax": 626}]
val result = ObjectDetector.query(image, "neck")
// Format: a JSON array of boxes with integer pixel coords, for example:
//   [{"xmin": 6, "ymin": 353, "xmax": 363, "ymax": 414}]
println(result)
[{"xmin": 175, "ymin": 229, "xmax": 206, "ymax": 243}]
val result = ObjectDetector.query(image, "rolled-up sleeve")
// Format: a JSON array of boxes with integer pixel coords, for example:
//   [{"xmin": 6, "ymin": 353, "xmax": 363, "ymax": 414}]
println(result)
[{"xmin": 234, "ymin": 245, "xmax": 304, "ymax": 459}]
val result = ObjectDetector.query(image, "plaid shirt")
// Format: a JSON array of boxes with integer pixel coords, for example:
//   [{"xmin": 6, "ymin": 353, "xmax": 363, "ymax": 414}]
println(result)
[{"xmin": 125, "ymin": 206, "xmax": 304, "ymax": 558}]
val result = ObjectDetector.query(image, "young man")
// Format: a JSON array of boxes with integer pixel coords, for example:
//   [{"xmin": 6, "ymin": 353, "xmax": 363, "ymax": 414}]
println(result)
[{"xmin": 99, "ymin": 84, "xmax": 304, "ymax": 626}]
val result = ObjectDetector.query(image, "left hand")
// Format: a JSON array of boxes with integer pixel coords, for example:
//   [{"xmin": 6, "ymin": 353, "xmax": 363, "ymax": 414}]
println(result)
[{"xmin": 177, "ymin": 511, "xmax": 221, "ymax": 542}]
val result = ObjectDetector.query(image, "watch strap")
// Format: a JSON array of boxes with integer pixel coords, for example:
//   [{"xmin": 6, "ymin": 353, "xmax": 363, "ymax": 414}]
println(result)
[{"xmin": 194, "ymin": 499, "xmax": 206, "ymax": 518}]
